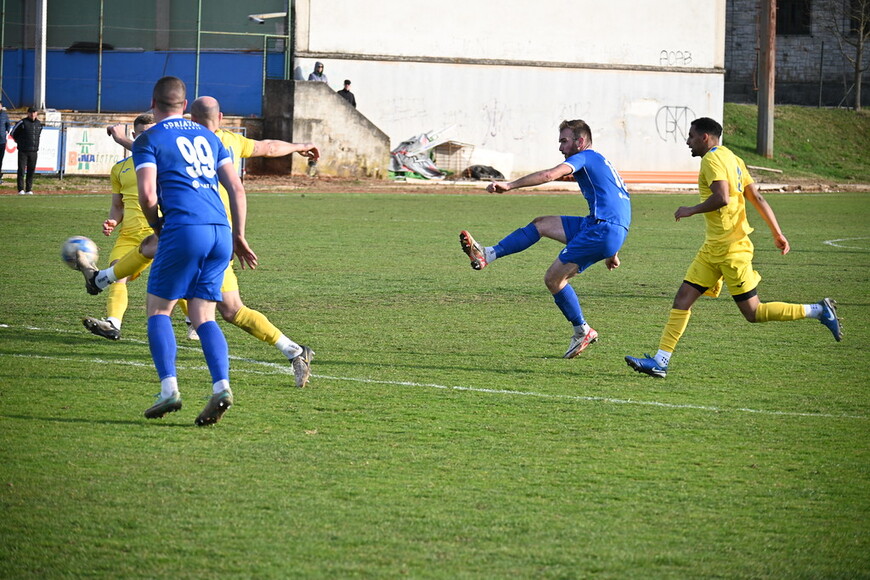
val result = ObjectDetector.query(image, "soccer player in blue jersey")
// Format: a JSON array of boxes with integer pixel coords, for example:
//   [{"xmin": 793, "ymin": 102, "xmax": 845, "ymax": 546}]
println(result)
[
  {"xmin": 78, "ymin": 97, "xmax": 319, "ymax": 387},
  {"xmin": 459, "ymin": 119, "xmax": 631, "ymax": 358},
  {"xmin": 133, "ymin": 76, "xmax": 257, "ymax": 426}
]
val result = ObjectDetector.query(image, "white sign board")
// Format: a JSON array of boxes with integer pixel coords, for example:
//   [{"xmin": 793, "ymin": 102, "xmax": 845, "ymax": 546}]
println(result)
[
  {"xmin": 64, "ymin": 127, "xmax": 127, "ymax": 175},
  {"xmin": 2, "ymin": 128, "xmax": 62, "ymax": 173}
]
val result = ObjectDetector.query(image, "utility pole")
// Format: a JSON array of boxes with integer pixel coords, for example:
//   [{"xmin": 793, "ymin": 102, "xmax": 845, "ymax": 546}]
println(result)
[
  {"xmin": 757, "ymin": 0, "xmax": 776, "ymax": 158},
  {"xmin": 33, "ymin": 0, "xmax": 47, "ymax": 109}
]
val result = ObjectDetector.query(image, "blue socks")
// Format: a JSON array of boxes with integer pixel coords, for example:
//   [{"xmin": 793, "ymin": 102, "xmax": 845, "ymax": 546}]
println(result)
[
  {"xmin": 553, "ymin": 285, "xmax": 585, "ymax": 326},
  {"xmin": 148, "ymin": 316, "xmax": 229, "ymax": 386},
  {"xmin": 492, "ymin": 223, "xmax": 541, "ymax": 258},
  {"xmin": 196, "ymin": 320, "xmax": 229, "ymax": 384},
  {"xmin": 147, "ymin": 315, "xmax": 177, "ymax": 380}
]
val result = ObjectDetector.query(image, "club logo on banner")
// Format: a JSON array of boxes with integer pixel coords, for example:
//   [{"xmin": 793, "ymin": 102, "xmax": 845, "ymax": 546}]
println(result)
[
  {"xmin": 73, "ymin": 130, "xmax": 96, "ymax": 170},
  {"xmin": 65, "ymin": 127, "xmax": 126, "ymax": 175}
]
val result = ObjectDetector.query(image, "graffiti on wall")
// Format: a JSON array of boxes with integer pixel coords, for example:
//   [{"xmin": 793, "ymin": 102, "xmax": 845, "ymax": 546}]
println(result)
[
  {"xmin": 655, "ymin": 106, "xmax": 695, "ymax": 143},
  {"xmin": 659, "ymin": 50, "xmax": 693, "ymax": 67}
]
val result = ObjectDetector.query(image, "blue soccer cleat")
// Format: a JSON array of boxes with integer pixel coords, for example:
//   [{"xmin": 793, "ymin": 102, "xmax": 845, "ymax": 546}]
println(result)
[
  {"xmin": 625, "ymin": 354, "xmax": 668, "ymax": 378},
  {"xmin": 818, "ymin": 298, "xmax": 843, "ymax": 342}
]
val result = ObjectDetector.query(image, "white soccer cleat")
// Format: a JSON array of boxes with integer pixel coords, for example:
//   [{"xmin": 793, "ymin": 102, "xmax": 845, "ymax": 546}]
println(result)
[
  {"xmin": 459, "ymin": 230, "xmax": 488, "ymax": 270},
  {"xmin": 563, "ymin": 328, "xmax": 599, "ymax": 358},
  {"xmin": 82, "ymin": 316, "xmax": 121, "ymax": 340},
  {"xmin": 291, "ymin": 346, "xmax": 315, "ymax": 388},
  {"xmin": 186, "ymin": 321, "xmax": 200, "ymax": 341}
]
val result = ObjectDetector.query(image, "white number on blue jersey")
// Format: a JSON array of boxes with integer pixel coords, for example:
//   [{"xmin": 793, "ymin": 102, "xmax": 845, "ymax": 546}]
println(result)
[
  {"xmin": 604, "ymin": 158, "xmax": 630, "ymax": 199},
  {"xmin": 176, "ymin": 136, "xmax": 217, "ymax": 180}
]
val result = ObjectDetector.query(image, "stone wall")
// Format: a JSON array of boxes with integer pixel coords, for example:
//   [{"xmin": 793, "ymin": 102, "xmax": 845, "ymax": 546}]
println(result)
[{"xmin": 724, "ymin": 0, "xmax": 869, "ymax": 106}]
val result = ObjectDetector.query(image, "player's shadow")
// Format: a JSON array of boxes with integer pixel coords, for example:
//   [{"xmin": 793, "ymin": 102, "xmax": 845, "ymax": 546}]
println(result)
[{"xmin": 0, "ymin": 413, "xmax": 194, "ymax": 428}]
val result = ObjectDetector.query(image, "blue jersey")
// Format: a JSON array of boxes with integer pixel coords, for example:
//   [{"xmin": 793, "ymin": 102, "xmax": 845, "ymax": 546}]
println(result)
[
  {"xmin": 132, "ymin": 116, "xmax": 233, "ymax": 227},
  {"xmin": 563, "ymin": 150, "xmax": 631, "ymax": 229}
]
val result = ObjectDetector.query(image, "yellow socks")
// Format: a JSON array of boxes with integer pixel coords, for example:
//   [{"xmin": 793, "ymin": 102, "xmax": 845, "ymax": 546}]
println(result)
[
  {"xmin": 105, "ymin": 282, "xmax": 128, "ymax": 322},
  {"xmin": 113, "ymin": 248, "xmax": 152, "ymax": 281},
  {"xmin": 231, "ymin": 306, "xmax": 281, "ymax": 345},
  {"xmin": 755, "ymin": 302, "xmax": 806, "ymax": 322},
  {"xmin": 658, "ymin": 308, "xmax": 692, "ymax": 353}
]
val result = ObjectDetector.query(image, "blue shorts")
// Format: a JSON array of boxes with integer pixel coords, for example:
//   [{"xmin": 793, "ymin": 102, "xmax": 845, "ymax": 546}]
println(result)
[
  {"xmin": 558, "ymin": 216, "xmax": 628, "ymax": 272},
  {"xmin": 147, "ymin": 223, "xmax": 232, "ymax": 301}
]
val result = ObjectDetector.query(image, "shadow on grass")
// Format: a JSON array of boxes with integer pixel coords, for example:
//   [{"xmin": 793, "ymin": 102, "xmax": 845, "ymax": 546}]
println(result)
[{"xmin": 0, "ymin": 413, "xmax": 196, "ymax": 428}]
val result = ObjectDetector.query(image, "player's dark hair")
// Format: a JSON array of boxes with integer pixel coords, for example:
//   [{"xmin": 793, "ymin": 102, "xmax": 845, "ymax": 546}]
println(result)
[
  {"xmin": 559, "ymin": 119, "xmax": 592, "ymax": 145},
  {"xmin": 690, "ymin": 117, "xmax": 723, "ymax": 138},
  {"xmin": 152, "ymin": 76, "xmax": 186, "ymax": 113},
  {"xmin": 133, "ymin": 113, "xmax": 155, "ymax": 128}
]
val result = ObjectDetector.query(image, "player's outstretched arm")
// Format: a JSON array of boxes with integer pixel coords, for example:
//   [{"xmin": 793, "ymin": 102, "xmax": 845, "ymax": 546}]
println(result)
[
  {"xmin": 218, "ymin": 163, "xmax": 258, "ymax": 269},
  {"xmin": 487, "ymin": 163, "xmax": 573, "ymax": 193},
  {"xmin": 251, "ymin": 139, "xmax": 320, "ymax": 161},
  {"xmin": 744, "ymin": 183, "xmax": 790, "ymax": 255},
  {"xmin": 107, "ymin": 124, "xmax": 134, "ymax": 151}
]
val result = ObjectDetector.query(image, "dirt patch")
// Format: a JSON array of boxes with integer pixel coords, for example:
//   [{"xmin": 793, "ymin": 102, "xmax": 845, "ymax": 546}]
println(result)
[{"xmin": 3, "ymin": 174, "xmax": 868, "ymax": 196}]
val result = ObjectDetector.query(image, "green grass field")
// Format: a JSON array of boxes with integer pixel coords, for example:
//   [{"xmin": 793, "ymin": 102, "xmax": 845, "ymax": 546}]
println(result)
[{"xmin": 1, "ymin": 190, "xmax": 868, "ymax": 578}]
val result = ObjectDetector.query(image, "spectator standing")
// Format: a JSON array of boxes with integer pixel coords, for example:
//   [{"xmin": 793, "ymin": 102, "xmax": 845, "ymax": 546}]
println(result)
[
  {"xmin": 11, "ymin": 107, "xmax": 42, "ymax": 195},
  {"xmin": 308, "ymin": 61, "xmax": 328, "ymax": 85},
  {"xmin": 0, "ymin": 102, "xmax": 12, "ymax": 180},
  {"xmin": 337, "ymin": 80, "xmax": 356, "ymax": 108}
]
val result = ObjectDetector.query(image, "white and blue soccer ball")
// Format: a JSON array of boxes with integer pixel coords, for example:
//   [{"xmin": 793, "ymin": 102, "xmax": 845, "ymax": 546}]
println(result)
[{"xmin": 61, "ymin": 235, "xmax": 99, "ymax": 269}]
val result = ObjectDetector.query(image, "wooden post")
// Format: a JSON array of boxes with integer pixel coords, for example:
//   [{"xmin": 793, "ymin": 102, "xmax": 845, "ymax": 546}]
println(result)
[{"xmin": 757, "ymin": 0, "xmax": 776, "ymax": 158}]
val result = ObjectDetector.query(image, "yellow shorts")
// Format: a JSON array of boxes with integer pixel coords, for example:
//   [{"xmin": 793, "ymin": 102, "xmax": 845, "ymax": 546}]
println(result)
[
  {"xmin": 220, "ymin": 261, "xmax": 239, "ymax": 293},
  {"xmin": 684, "ymin": 238, "xmax": 762, "ymax": 297},
  {"xmin": 108, "ymin": 228, "xmax": 153, "ymax": 282}
]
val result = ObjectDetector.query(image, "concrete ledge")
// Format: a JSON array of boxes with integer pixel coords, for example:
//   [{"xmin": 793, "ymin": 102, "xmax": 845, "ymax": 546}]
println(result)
[{"xmin": 264, "ymin": 80, "xmax": 390, "ymax": 178}]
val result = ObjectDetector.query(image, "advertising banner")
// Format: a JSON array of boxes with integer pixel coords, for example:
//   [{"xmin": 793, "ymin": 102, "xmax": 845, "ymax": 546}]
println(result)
[
  {"xmin": 2, "ymin": 128, "xmax": 62, "ymax": 173},
  {"xmin": 63, "ymin": 127, "xmax": 127, "ymax": 175}
]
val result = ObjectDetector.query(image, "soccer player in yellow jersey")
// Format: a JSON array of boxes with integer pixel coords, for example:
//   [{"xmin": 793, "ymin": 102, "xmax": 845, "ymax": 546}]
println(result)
[
  {"xmin": 81, "ymin": 114, "xmax": 155, "ymax": 340},
  {"xmin": 625, "ymin": 117, "xmax": 842, "ymax": 378},
  {"xmin": 76, "ymin": 97, "xmax": 321, "ymax": 387}
]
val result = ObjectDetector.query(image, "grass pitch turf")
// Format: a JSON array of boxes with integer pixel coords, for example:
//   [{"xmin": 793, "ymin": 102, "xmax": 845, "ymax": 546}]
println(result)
[{"xmin": 0, "ymin": 190, "xmax": 867, "ymax": 578}]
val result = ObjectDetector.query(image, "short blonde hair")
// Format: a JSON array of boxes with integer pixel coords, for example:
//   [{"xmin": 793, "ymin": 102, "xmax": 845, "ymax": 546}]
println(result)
[{"xmin": 558, "ymin": 119, "xmax": 592, "ymax": 144}]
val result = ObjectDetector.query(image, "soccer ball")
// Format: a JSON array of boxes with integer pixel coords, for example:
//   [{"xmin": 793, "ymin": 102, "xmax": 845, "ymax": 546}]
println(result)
[{"xmin": 61, "ymin": 235, "xmax": 99, "ymax": 269}]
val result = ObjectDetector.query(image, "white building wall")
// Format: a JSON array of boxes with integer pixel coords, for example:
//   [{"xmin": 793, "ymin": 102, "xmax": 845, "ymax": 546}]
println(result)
[{"xmin": 293, "ymin": 0, "xmax": 726, "ymax": 177}]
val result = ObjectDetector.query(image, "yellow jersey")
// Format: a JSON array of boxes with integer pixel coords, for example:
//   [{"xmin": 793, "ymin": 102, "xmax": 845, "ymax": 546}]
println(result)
[
  {"xmin": 110, "ymin": 156, "xmax": 151, "ymax": 233},
  {"xmin": 215, "ymin": 129, "xmax": 256, "ymax": 222},
  {"xmin": 698, "ymin": 145, "xmax": 755, "ymax": 247}
]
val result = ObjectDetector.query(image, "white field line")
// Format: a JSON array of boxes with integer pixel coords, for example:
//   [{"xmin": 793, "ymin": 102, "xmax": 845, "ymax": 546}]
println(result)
[
  {"xmin": 823, "ymin": 236, "xmax": 870, "ymax": 249},
  {"xmin": 1, "ymin": 324, "xmax": 866, "ymax": 420}
]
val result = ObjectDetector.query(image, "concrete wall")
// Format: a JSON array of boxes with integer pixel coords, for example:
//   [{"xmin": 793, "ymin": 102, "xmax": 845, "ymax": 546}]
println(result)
[
  {"xmin": 291, "ymin": 0, "xmax": 726, "ymax": 177},
  {"xmin": 264, "ymin": 80, "xmax": 390, "ymax": 178},
  {"xmin": 295, "ymin": 0, "xmax": 724, "ymax": 69}
]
